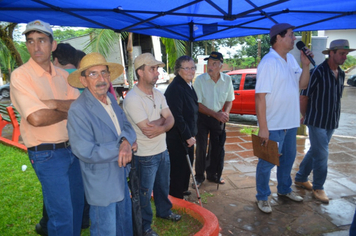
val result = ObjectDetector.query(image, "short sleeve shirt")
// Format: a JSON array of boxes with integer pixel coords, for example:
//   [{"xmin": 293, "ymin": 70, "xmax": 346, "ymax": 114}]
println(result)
[
  {"xmin": 301, "ymin": 59, "xmax": 344, "ymax": 129},
  {"xmin": 10, "ymin": 58, "xmax": 80, "ymax": 147},
  {"xmin": 123, "ymin": 85, "xmax": 168, "ymax": 156},
  {"xmin": 194, "ymin": 72, "xmax": 235, "ymax": 112},
  {"xmin": 255, "ymin": 48, "xmax": 302, "ymax": 130},
  {"xmin": 99, "ymin": 95, "xmax": 121, "ymax": 135}
]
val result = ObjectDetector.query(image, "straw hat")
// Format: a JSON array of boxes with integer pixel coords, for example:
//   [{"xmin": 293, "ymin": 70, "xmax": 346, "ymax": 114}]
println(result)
[
  {"xmin": 322, "ymin": 39, "xmax": 356, "ymax": 54},
  {"xmin": 68, "ymin": 52, "xmax": 124, "ymax": 88}
]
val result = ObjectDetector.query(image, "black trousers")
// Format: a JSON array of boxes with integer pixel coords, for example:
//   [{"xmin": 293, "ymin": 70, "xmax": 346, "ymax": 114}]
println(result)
[
  {"xmin": 167, "ymin": 135, "xmax": 194, "ymax": 199},
  {"xmin": 195, "ymin": 112, "xmax": 226, "ymax": 182}
]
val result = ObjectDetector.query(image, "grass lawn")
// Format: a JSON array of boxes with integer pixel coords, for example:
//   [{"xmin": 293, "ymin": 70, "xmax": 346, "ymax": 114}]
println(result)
[
  {"xmin": 240, "ymin": 126, "xmax": 259, "ymax": 135},
  {"xmin": 0, "ymin": 143, "xmax": 201, "ymax": 235}
]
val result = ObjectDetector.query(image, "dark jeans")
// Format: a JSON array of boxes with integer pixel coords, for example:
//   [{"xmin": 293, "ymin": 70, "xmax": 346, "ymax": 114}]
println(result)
[
  {"xmin": 350, "ymin": 209, "xmax": 356, "ymax": 236},
  {"xmin": 89, "ymin": 182, "xmax": 133, "ymax": 236},
  {"xmin": 135, "ymin": 150, "xmax": 172, "ymax": 232},
  {"xmin": 29, "ymin": 146, "xmax": 84, "ymax": 235},
  {"xmin": 195, "ymin": 112, "xmax": 226, "ymax": 182},
  {"xmin": 40, "ymin": 185, "xmax": 90, "ymax": 233}
]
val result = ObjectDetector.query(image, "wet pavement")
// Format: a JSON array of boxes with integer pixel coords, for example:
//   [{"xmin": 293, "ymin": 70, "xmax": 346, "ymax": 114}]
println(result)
[{"xmin": 184, "ymin": 123, "xmax": 356, "ymax": 236}]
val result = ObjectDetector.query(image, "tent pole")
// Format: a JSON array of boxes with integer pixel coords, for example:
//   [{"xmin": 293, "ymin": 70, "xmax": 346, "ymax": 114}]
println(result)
[{"xmin": 188, "ymin": 21, "xmax": 194, "ymax": 58}]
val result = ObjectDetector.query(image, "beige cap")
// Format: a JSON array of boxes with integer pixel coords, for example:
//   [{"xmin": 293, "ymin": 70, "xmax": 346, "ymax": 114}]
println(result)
[
  {"xmin": 134, "ymin": 53, "xmax": 165, "ymax": 70},
  {"xmin": 67, "ymin": 52, "xmax": 124, "ymax": 88},
  {"xmin": 23, "ymin": 20, "xmax": 53, "ymax": 37}
]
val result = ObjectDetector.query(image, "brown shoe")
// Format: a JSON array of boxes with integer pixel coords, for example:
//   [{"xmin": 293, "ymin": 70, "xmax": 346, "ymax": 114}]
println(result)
[
  {"xmin": 295, "ymin": 181, "xmax": 313, "ymax": 190},
  {"xmin": 312, "ymin": 189, "xmax": 329, "ymax": 203}
]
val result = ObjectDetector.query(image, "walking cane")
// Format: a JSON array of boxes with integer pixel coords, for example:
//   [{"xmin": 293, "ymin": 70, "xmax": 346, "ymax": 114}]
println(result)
[{"xmin": 186, "ymin": 154, "xmax": 202, "ymax": 207}]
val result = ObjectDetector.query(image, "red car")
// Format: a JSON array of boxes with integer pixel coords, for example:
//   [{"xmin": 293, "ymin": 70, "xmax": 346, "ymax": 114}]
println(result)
[{"xmin": 227, "ymin": 68, "xmax": 256, "ymax": 115}]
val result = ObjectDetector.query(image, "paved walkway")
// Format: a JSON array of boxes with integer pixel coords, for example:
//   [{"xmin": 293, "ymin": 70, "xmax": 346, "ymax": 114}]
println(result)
[{"xmin": 186, "ymin": 123, "xmax": 356, "ymax": 236}]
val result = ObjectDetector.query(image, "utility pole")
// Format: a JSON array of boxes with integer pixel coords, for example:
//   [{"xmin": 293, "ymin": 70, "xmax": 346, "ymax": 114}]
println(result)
[{"xmin": 257, "ymin": 35, "xmax": 261, "ymax": 65}]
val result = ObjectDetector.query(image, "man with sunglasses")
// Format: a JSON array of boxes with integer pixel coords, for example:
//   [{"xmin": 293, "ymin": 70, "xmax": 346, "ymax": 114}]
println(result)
[
  {"xmin": 67, "ymin": 52, "xmax": 137, "ymax": 235},
  {"xmin": 10, "ymin": 20, "xmax": 84, "ymax": 235}
]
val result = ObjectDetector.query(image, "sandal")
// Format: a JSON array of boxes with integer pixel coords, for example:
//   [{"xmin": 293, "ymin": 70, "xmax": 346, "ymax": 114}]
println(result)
[
  {"xmin": 217, "ymin": 177, "xmax": 225, "ymax": 184},
  {"xmin": 207, "ymin": 176, "xmax": 225, "ymax": 184},
  {"xmin": 192, "ymin": 180, "xmax": 203, "ymax": 189}
]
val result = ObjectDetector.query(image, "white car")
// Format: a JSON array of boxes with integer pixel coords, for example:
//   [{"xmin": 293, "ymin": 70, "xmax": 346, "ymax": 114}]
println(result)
[{"xmin": 156, "ymin": 68, "xmax": 170, "ymax": 84}]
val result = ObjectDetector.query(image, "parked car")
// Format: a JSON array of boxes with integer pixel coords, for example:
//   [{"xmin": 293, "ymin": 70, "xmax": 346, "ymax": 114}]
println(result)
[
  {"xmin": 227, "ymin": 69, "xmax": 256, "ymax": 115},
  {"xmin": 0, "ymin": 83, "xmax": 10, "ymax": 98},
  {"xmin": 347, "ymin": 75, "xmax": 356, "ymax": 86},
  {"xmin": 157, "ymin": 68, "xmax": 170, "ymax": 84}
]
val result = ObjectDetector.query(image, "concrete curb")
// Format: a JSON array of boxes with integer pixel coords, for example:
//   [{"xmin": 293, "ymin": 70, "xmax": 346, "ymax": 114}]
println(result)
[{"xmin": 169, "ymin": 195, "xmax": 220, "ymax": 236}]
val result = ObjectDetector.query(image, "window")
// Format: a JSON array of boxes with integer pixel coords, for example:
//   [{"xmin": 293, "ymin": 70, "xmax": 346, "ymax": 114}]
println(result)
[
  {"xmin": 243, "ymin": 74, "xmax": 256, "ymax": 90},
  {"xmin": 230, "ymin": 74, "xmax": 242, "ymax": 90}
]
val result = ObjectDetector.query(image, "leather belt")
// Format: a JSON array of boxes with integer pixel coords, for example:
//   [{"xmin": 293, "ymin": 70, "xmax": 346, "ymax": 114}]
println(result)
[{"xmin": 28, "ymin": 141, "xmax": 70, "ymax": 151}]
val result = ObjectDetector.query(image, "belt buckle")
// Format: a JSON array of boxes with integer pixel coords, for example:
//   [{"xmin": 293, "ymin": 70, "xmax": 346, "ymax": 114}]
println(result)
[{"xmin": 64, "ymin": 141, "xmax": 70, "ymax": 148}]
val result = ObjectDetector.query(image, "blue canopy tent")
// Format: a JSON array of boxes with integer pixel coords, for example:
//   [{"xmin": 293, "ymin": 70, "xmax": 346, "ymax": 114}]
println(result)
[{"xmin": 0, "ymin": 0, "xmax": 355, "ymax": 41}]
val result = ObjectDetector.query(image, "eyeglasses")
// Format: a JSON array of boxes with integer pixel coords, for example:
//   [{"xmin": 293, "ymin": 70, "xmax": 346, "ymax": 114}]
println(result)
[
  {"xmin": 180, "ymin": 66, "xmax": 197, "ymax": 71},
  {"xmin": 86, "ymin": 70, "xmax": 110, "ymax": 79}
]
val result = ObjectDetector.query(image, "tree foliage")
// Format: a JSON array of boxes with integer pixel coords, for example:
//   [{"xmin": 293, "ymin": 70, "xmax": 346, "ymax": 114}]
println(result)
[
  {"xmin": 191, "ymin": 40, "xmax": 222, "ymax": 59},
  {"xmin": 0, "ymin": 23, "xmax": 23, "ymax": 67},
  {"xmin": 342, "ymin": 55, "xmax": 356, "ymax": 71},
  {"xmin": 160, "ymin": 38, "xmax": 186, "ymax": 71},
  {"xmin": 53, "ymin": 27, "xmax": 92, "ymax": 42},
  {"xmin": 83, "ymin": 29, "xmax": 128, "ymax": 58}
]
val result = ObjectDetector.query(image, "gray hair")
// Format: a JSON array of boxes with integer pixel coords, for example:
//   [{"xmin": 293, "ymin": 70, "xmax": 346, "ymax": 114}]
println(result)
[{"xmin": 174, "ymin": 56, "xmax": 194, "ymax": 76}]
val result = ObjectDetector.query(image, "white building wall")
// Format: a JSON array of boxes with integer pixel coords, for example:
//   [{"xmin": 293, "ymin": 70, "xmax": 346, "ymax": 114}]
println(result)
[{"xmin": 290, "ymin": 36, "xmax": 328, "ymax": 69}]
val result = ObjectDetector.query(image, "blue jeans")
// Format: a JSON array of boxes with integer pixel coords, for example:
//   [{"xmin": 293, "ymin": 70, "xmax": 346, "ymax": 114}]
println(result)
[
  {"xmin": 256, "ymin": 128, "xmax": 298, "ymax": 201},
  {"xmin": 295, "ymin": 125, "xmax": 334, "ymax": 190},
  {"xmin": 28, "ymin": 146, "xmax": 84, "ymax": 236},
  {"xmin": 135, "ymin": 150, "xmax": 172, "ymax": 232},
  {"xmin": 89, "ymin": 182, "xmax": 132, "ymax": 236},
  {"xmin": 350, "ymin": 209, "xmax": 356, "ymax": 236}
]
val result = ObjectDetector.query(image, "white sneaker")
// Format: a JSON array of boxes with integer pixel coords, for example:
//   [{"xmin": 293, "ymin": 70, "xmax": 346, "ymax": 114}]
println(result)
[
  {"xmin": 256, "ymin": 200, "xmax": 272, "ymax": 213},
  {"xmin": 277, "ymin": 192, "xmax": 303, "ymax": 202}
]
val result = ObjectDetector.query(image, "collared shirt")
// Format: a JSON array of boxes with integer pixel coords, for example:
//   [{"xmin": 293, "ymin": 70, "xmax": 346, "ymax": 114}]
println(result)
[
  {"xmin": 301, "ymin": 59, "xmax": 344, "ymax": 129},
  {"xmin": 255, "ymin": 48, "xmax": 302, "ymax": 130},
  {"xmin": 10, "ymin": 58, "xmax": 80, "ymax": 147},
  {"xmin": 123, "ymin": 85, "xmax": 168, "ymax": 156},
  {"xmin": 194, "ymin": 72, "xmax": 234, "ymax": 112},
  {"xmin": 99, "ymin": 95, "xmax": 121, "ymax": 135}
]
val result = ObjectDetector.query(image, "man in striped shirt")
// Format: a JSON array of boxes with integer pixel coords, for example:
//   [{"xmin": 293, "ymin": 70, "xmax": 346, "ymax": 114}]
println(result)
[{"xmin": 295, "ymin": 39, "xmax": 355, "ymax": 204}]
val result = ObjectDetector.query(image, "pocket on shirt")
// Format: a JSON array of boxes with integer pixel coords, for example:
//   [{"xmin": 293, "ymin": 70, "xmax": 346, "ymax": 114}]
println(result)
[{"xmin": 219, "ymin": 92, "xmax": 228, "ymax": 104}]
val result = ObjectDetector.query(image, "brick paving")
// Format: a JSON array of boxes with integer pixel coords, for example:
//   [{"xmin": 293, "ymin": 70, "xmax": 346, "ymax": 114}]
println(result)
[{"xmin": 186, "ymin": 123, "xmax": 356, "ymax": 236}]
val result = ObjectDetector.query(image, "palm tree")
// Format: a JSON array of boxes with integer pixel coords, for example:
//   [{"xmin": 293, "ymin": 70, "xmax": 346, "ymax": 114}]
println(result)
[
  {"xmin": 83, "ymin": 29, "xmax": 134, "ymax": 91},
  {"xmin": 160, "ymin": 38, "xmax": 186, "ymax": 72},
  {"xmin": 84, "ymin": 29, "xmax": 186, "ymax": 90}
]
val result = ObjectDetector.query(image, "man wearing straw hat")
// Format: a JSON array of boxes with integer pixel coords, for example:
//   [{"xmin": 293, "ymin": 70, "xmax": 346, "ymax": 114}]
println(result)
[
  {"xmin": 295, "ymin": 39, "xmax": 355, "ymax": 204},
  {"xmin": 67, "ymin": 52, "xmax": 137, "ymax": 235},
  {"xmin": 10, "ymin": 19, "xmax": 84, "ymax": 235}
]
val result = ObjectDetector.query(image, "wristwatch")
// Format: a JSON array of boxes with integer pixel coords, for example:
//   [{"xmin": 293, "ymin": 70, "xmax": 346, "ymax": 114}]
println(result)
[{"xmin": 119, "ymin": 137, "xmax": 127, "ymax": 144}]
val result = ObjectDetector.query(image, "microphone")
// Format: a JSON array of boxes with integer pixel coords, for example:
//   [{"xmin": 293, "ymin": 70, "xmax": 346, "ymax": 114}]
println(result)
[{"xmin": 296, "ymin": 41, "xmax": 315, "ymax": 67}]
